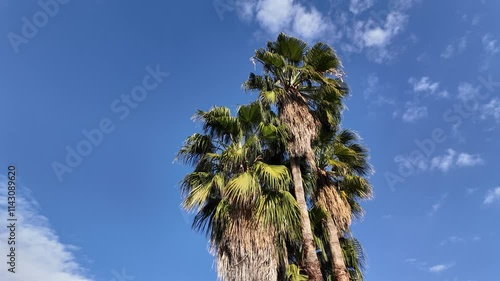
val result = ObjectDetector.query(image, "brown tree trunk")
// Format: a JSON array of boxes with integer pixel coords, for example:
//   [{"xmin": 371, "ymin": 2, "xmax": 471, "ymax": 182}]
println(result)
[
  {"xmin": 290, "ymin": 157, "xmax": 324, "ymax": 281},
  {"xmin": 325, "ymin": 215, "xmax": 350, "ymax": 281}
]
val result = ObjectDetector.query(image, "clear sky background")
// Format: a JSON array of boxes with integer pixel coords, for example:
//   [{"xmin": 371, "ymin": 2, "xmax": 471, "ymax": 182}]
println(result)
[{"xmin": 1, "ymin": 0, "xmax": 500, "ymax": 280}]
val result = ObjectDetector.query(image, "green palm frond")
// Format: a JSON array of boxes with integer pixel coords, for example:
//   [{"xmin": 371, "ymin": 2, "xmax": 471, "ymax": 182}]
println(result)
[
  {"xmin": 254, "ymin": 161, "xmax": 291, "ymax": 191},
  {"xmin": 305, "ymin": 42, "xmax": 340, "ymax": 73},
  {"xmin": 268, "ymin": 33, "xmax": 307, "ymax": 64},
  {"xmin": 177, "ymin": 133, "xmax": 214, "ymax": 166},
  {"xmin": 183, "ymin": 172, "xmax": 224, "ymax": 211},
  {"xmin": 286, "ymin": 264, "xmax": 309, "ymax": 281},
  {"xmin": 341, "ymin": 237, "xmax": 366, "ymax": 281},
  {"xmin": 237, "ymin": 102, "xmax": 262, "ymax": 129},
  {"xmin": 256, "ymin": 190, "xmax": 301, "ymax": 237},
  {"xmin": 224, "ymin": 172, "xmax": 260, "ymax": 207}
]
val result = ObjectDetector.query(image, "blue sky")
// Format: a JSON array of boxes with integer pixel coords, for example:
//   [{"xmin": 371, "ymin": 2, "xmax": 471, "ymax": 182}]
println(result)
[{"xmin": 1, "ymin": 0, "xmax": 500, "ymax": 280}]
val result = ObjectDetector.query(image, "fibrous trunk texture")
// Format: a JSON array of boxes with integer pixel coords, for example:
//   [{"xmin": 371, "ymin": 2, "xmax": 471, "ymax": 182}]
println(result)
[
  {"xmin": 281, "ymin": 94, "xmax": 323, "ymax": 281},
  {"xmin": 215, "ymin": 217, "xmax": 279, "ymax": 281},
  {"xmin": 280, "ymin": 97, "xmax": 319, "ymax": 159},
  {"xmin": 317, "ymin": 183, "xmax": 352, "ymax": 233}
]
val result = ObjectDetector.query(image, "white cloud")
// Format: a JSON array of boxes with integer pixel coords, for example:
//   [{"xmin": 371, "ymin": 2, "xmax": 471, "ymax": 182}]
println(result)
[
  {"xmin": 466, "ymin": 188, "xmax": 478, "ymax": 195},
  {"xmin": 363, "ymin": 27, "xmax": 390, "ymax": 46},
  {"xmin": 361, "ymin": 12, "xmax": 408, "ymax": 47},
  {"xmin": 429, "ymin": 263, "xmax": 453, "ymax": 273},
  {"xmin": 440, "ymin": 236, "xmax": 465, "ymax": 246},
  {"xmin": 431, "ymin": 149, "xmax": 482, "ymax": 172},
  {"xmin": 484, "ymin": 187, "xmax": 500, "ymax": 205},
  {"xmin": 409, "ymin": 77, "xmax": 440, "ymax": 94},
  {"xmin": 394, "ymin": 153, "xmax": 428, "ymax": 173},
  {"xmin": 363, "ymin": 74, "xmax": 395, "ymax": 106},
  {"xmin": 405, "ymin": 258, "xmax": 417, "ymax": 263},
  {"xmin": 416, "ymin": 52, "xmax": 430, "ymax": 63},
  {"xmin": 408, "ymin": 77, "xmax": 448, "ymax": 98},
  {"xmin": 255, "ymin": 0, "xmax": 294, "ymax": 34},
  {"xmin": 395, "ymin": 149, "xmax": 483, "ymax": 175},
  {"xmin": 292, "ymin": 6, "xmax": 328, "ymax": 40},
  {"xmin": 389, "ymin": 0, "xmax": 420, "ymax": 11},
  {"xmin": 364, "ymin": 73, "xmax": 379, "ymax": 98},
  {"xmin": 430, "ymin": 202, "xmax": 442, "ymax": 214},
  {"xmin": 428, "ymin": 193, "xmax": 448, "ymax": 216},
  {"xmin": 481, "ymin": 98, "xmax": 500, "ymax": 122},
  {"xmin": 441, "ymin": 36, "xmax": 467, "ymax": 59},
  {"xmin": 456, "ymin": 153, "xmax": 484, "ymax": 167},
  {"xmin": 437, "ymin": 90, "xmax": 450, "ymax": 98},
  {"xmin": 238, "ymin": 0, "xmax": 333, "ymax": 41},
  {"xmin": 482, "ymin": 33, "xmax": 500, "ymax": 55},
  {"xmin": 431, "ymin": 149, "xmax": 456, "ymax": 172},
  {"xmin": 349, "ymin": 0, "xmax": 374, "ymax": 14},
  {"xmin": 457, "ymin": 82, "xmax": 480, "ymax": 101},
  {"xmin": 0, "ymin": 176, "xmax": 93, "ymax": 281},
  {"xmin": 235, "ymin": 0, "xmax": 419, "ymax": 63},
  {"xmin": 402, "ymin": 102, "xmax": 427, "ymax": 122}
]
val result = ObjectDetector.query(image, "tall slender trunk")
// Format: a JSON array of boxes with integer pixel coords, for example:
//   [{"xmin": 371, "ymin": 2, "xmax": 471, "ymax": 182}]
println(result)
[
  {"xmin": 216, "ymin": 217, "xmax": 278, "ymax": 281},
  {"xmin": 325, "ymin": 214, "xmax": 350, "ymax": 281},
  {"xmin": 290, "ymin": 157, "xmax": 324, "ymax": 281}
]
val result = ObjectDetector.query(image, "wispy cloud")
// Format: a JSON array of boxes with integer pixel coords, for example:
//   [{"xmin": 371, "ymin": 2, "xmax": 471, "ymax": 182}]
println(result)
[
  {"xmin": 440, "ymin": 235, "xmax": 481, "ymax": 246},
  {"xmin": 401, "ymin": 77, "xmax": 447, "ymax": 122},
  {"xmin": 363, "ymin": 73, "xmax": 379, "ymax": 98},
  {"xmin": 429, "ymin": 263, "xmax": 454, "ymax": 273},
  {"xmin": 361, "ymin": 12, "xmax": 408, "ymax": 47},
  {"xmin": 349, "ymin": 0, "xmax": 374, "ymax": 15},
  {"xmin": 408, "ymin": 76, "xmax": 448, "ymax": 97},
  {"xmin": 401, "ymin": 103, "xmax": 428, "ymax": 123},
  {"xmin": 431, "ymin": 149, "xmax": 484, "ymax": 172},
  {"xmin": 270, "ymin": 0, "xmax": 421, "ymax": 63},
  {"xmin": 431, "ymin": 149, "xmax": 456, "ymax": 172},
  {"xmin": 457, "ymin": 82, "xmax": 481, "ymax": 101},
  {"xmin": 480, "ymin": 98, "xmax": 500, "ymax": 122},
  {"xmin": 428, "ymin": 193, "xmax": 448, "ymax": 216},
  {"xmin": 466, "ymin": 188, "xmax": 478, "ymax": 195},
  {"xmin": 439, "ymin": 236, "xmax": 465, "ymax": 246},
  {"xmin": 483, "ymin": 187, "xmax": 500, "ymax": 205},
  {"xmin": 363, "ymin": 73, "xmax": 396, "ymax": 106},
  {"xmin": 395, "ymin": 149, "xmax": 484, "ymax": 175},
  {"xmin": 482, "ymin": 33, "xmax": 500, "ymax": 55},
  {"xmin": 456, "ymin": 153, "xmax": 484, "ymax": 167},
  {"xmin": 409, "ymin": 77, "xmax": 440, "ymax": 94},
  {"xmin": 441, "ymin": 36, "xmax": 467, "ymax": 59},
  {"xmin": 0, "ymin": 176, "xmax": 93, "ymax": 281}
]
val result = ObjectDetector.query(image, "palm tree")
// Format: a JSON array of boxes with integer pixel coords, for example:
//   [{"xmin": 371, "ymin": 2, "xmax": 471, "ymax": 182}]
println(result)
[
  {"xmin": 177, "ymin": 102, "xmax": 301, "ymax": 281},
  {"xmin": 340, "ymin": 237, "xmax": 366, "ymax": 280},
  {"xmin": 308, "ymin": 205, "xmax": 367, "ymax": 281},
  {"xmin": 313, "ymin": 129, "xmax": 373, "ymax": 281},
  {"xmin": 244, "ymin": 33, "xmax": 348, "ymax": 281}
]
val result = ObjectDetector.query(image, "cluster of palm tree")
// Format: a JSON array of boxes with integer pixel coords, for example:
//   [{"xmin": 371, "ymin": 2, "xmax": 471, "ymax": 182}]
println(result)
[{"xmin": 177, "ymin": 33, "xmax": 373, "ymax": 281}]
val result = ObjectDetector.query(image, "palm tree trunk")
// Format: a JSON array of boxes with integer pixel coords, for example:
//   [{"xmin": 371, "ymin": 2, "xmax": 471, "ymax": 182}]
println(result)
[
  {"xmin": 290, "ymin": 157, "xmax": 324, "ymax": 281},
  {"xmin": 325, "ymin": 215, "xmax": 350, "ymax": 281}
]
